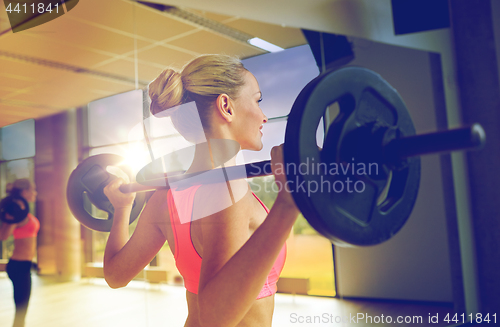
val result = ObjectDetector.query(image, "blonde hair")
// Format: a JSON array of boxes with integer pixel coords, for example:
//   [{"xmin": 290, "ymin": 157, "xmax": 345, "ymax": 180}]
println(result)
[{"xmin": 148, "ymin": 54, "xmax": 247, "ymax": 142}]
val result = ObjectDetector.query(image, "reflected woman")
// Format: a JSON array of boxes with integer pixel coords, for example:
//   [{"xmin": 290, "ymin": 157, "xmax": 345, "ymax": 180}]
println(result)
[{"xmin": 0, "ymin": 179, "xmax": 39, "ymax": 327}]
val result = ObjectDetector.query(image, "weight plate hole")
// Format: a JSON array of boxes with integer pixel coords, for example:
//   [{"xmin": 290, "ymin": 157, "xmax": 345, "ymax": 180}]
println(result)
[
  {"xmin": 376, "ymin": 170, "xmax": 392, "ymax": 208},
  {"xmin": 83, "ymin": 192, "xmax": 110, "ymax": 220}
]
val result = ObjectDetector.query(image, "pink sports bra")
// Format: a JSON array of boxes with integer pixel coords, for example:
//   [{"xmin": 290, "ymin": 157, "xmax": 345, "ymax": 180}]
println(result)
[
  {"xmin": 13, "ymin": 213, "xmax": 40, "ymax": 239},
  {"xmin": 167, "ymin": 186, "xmax": 286, "ymax": 299}
]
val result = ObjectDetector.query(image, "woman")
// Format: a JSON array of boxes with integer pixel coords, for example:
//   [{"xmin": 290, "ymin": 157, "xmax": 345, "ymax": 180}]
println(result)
[
  {"xmin": 103, "ymin": 54, "xmax": 300, "ymax": 327},
  {"xmin": 0, "ymin": 179, "xmax": 39, "ymax": 327}
]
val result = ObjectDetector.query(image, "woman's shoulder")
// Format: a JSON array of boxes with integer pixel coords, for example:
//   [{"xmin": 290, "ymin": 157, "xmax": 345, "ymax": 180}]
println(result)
[
  {"xmin": 192, "ymin": 180, "xmax": 251, "ymax": 218},
  {"xmin": 195, "ymin": 179, "xmax": 249, "ymax": 200},
  {"xmin": 28, "ymin": 213, "xmax": 39, "ymax": 223},
  {"xmin": 141, "ymin": 190, "xmax": 170, "ymax": 223}
]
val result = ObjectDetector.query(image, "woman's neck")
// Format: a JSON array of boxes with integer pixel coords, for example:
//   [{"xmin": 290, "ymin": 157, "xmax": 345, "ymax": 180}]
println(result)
[{"xmin": 187, "ymin": 138, "xmax": 241, "ymax": 174}]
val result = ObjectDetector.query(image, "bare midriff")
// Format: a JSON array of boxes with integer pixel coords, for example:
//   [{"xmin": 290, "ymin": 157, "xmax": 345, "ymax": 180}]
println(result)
[
  {"xmin": 11, "ymin": 237, "xmax": 37, "ymax": 261},
  {"xmin": 184, "ymin": 291, "xmax": 274, "ymax": 327}
]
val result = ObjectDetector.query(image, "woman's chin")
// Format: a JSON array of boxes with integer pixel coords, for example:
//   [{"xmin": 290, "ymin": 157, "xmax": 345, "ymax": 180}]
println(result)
[
  {"xmin": 242, "ymin": 143, "xmax": 263, "ymax": 152},
  {"xmin": 255, "ymin": 143, "xmax": 264, "ymax": 152}
]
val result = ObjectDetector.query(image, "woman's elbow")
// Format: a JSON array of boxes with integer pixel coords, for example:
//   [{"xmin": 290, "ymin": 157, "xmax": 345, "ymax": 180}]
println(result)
[
  {"xmin": 105, "ymin": 278, "xmax": 127, "ymax": 289},
  {"xmin": 103, "ymin": 269, "xmax": 129, "ymax": 289},
  {"xmin": 197, "ymin": 312, "xmax": 221, "ymax": 327},
  {"xmin": 197, "ymin": 295, "xmax": 234, "ymax": 327},
  {"xmin": 197, "ymin": 297, "xmax": 217, "ymax": 327},
  {"xmin": 197, "ymin": 313, "xmax": 234, "ymax": 327}
]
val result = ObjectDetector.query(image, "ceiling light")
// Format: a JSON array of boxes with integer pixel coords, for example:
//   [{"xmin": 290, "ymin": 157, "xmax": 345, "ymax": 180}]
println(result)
[{"xmin": 248, "ymin": 37, "xmax": 284, "ymax": 53}]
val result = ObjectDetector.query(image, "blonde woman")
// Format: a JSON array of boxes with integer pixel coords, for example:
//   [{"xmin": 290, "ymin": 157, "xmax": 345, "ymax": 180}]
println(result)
[{"xmin": 103, "ymin": 54, "xmax": 299, "ymax": 327}]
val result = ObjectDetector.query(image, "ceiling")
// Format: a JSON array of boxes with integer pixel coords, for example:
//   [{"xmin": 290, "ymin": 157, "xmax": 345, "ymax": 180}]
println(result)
[{"xmin": 0, "ymin": 0, "xmax": 307, "ymax": 127}]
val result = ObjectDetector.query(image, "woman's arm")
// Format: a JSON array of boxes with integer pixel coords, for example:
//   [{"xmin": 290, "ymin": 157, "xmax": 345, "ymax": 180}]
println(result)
[
  {"xmin": 103, "ymin": 180, "xmax": 168, "ymax": 288},
  {"xmin": 197, "ymin": 193, "xmax": 298, "ymax": 327},
  {"xmin": 0, "ymin": 221, "xmax": 16, "ymax": 241},
  {"xmin": 196, "ymin": 145, "xmax": 300, "ymax": 327}
]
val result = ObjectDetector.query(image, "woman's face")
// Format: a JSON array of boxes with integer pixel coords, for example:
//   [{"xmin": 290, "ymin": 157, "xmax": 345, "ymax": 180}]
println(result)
[
  {"xmin": 232, "ymin": 71, "xmax": 268, "ymax": 151},
  {"xmin": 21, "ymin": 184, "xmax": 37, "ymax": 203}
]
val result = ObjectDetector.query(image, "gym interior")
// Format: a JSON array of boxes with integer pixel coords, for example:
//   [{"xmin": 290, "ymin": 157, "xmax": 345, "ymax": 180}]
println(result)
[{"xmin": 0, "ymin": 0, "xmax": 499, "ymax": 326}]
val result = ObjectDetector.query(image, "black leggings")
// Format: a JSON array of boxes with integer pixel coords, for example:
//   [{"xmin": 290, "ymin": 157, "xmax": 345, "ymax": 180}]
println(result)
[{"xmin": 6, "ymin": 259, "xmax": 32, "ymax": 327}]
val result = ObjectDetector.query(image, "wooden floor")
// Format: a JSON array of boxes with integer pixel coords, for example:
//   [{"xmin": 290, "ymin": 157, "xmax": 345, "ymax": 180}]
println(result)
[{"xmin": 0, "ymin": 272, "xmax": 455, "ymax": 327}]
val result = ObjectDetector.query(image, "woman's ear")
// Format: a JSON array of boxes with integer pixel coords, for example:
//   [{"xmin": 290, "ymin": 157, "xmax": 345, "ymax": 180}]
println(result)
[{"xmin": 216, "ymin": 94, "xmax": 234, "ymax": 123}]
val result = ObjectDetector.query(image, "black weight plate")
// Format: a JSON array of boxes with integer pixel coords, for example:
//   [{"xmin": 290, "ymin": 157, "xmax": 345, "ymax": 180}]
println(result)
[
  {"xmin": 284, "ymin": 66, "xmax": 420, "ymax": 247},
  {"xmin": 67, "ymin": 154, "xmax": 146, "ymax": 232},
  {"xmin": 0, "ymin": 195, "xmax": 29, "ymax": 224}
]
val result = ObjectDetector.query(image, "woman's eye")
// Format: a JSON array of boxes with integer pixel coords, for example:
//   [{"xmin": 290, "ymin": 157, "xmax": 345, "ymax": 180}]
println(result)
[{"xmin": 257, "ymin": 97, "xmax": 263, "ymax": 103}]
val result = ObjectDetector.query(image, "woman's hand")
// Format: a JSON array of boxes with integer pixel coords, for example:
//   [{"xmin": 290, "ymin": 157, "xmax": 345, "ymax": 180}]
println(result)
[
  {"xmin": 270, "ymin": 144, "xmax": 287, "ymax": 185},
  {"xmin": 103, "ymin": 178, "xmax": 136, "ymax": 210},
  {"xmin": 270, "ymin": 144, "xmax": 298, "ymax": 209}
]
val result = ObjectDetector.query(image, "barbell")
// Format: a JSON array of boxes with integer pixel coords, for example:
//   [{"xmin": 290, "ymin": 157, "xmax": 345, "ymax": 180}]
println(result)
[{"xmin": 66, "ymin": 67, "xmax": 485, "ymax": 246}]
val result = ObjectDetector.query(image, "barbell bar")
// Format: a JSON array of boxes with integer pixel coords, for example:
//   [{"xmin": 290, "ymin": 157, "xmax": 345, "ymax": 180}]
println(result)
[{"xmin": 120, "ymin": 123, "xmax": 484, "ymax": 194}]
